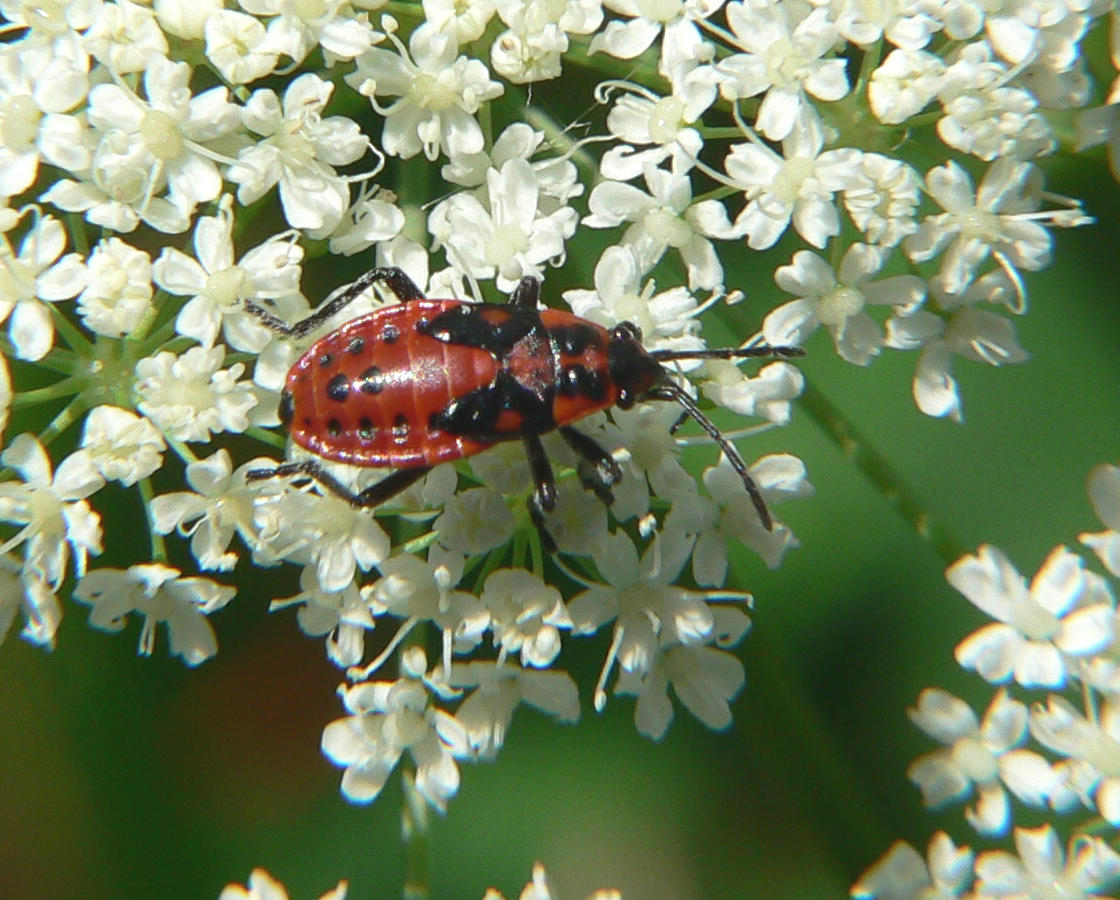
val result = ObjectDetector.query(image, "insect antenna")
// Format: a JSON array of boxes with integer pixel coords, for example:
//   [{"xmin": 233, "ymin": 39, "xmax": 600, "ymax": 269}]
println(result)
[
  {"xmin": 645, "ymin": 382, "xmax": 776, "ymax": 531},
  {"xmin": 650, "ymin": 345, "xmax": 806, "ymax": 363}
]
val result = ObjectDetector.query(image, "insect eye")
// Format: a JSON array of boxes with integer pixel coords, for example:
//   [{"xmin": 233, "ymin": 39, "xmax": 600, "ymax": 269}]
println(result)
[{"xmin": 610, "ymin": 321, "xmax": 642, "ymax": 344}]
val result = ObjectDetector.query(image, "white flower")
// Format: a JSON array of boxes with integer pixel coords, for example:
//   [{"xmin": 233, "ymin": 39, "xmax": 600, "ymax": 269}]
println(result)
[
  {"xmin": 83, "ymin": 0, "xmax": 168, "ymax": 74},
  {"xmin": 150, "ymin": 450, "xmax": 260, "ymax": 572},
  {"xmin": 320, "ymin": 647, "xmax": 471, "ymax": 811},
  {"xmin": 490, "ymin": 0, "xmax": 603, "ymax": 83},
  {"xmin": 868, "ymin": 48, "xmax": 945, "ymax": 125},
  {"xmin": 481, "ymin": 568, "xmax": 572, "ymax": 668},
  {"xmin": 272, "ymin": 567, "xmax": 373, "ymax": 668},
  {"xmin": 589, "ymin": 0, "xmax": 721, "ymax": 79},
  {"xmin": 568, "ymin": 528, "xmax": 747, "ymax": 727},
  {"xmin": 852, "ymin": 832, "xmax": 974, "ymax": 900},
  {"xmin": 440, "ymin": 122, "xmax": 582, "ymax": 207},
  {"xmin": 219, "ymin": 867, "xmax": 348, "ymax": 900},
  {"xmin": 83, "ymin": 54, "xmax": 240, "ymax": 223},
  {"xmin": 820, "ymin": 0, "xmax": 943, "ymax": 50},
  {"xmin": 347, "ymin": 20, "xmax": 503, "ymax": 160},
  {"xmin": 887, "ymin": 306, "xmax": 1029, "ymax": 422},
  {"xmin": 615, "ymin": 632, "xmax": 748, "ymax": 740},
  {"xmin": 73, "ymin": 563, "xmax": 234, "ymax": 666},
  {"xmin": 713, "ymin": 0, "xmax": 849, "ymax": 141},
  {"xmin": 239, "ymin": 0, "xmax": 379, "ymax": 65},
  {"xmin": 81, "ymin": 406, "xmax": 166, "ymax": 487},
  {"xmin": 228, "ymin": 74, "xmax": 369, "ymax": 233},
  {"xmin": 668, "ymin": 453, "xmax": 811, "ymax": 583},
  {"xmin": 427, "ymin": 156, "xmax": 578, "ymax": 291},
  {"xmin": 723, "ymin": 114, "xmax": 862, "ymax": 250},
  {"xmin": 972, "ymin": 825, "xmax": 1120, "ymax": 900},
  {"xmin": 251, "ymin": 480, "xmax": 390, "ymax": 594},
  {"xmin": 0, "ymin": 212, "xmax": 85, "ymax": 360},
  {"xmin": 764, "ymin": 244, "xmax": 926, "ymax": 365},
  {"xmin": 153, "ymin": 0, "xmax": 224, "ymax": 41},
  {"xmin": 936, "ymin": 44, "xmax": 1053, "ymax": 162},
  {"xmin": 75, "ymin": 237, "xmax": 153, "ymax": 337},
  {"xmin": 0, "ymin": 553, "xmax": 60, "ymax": 649},
  {"xmin": 841, "ymin": 153, "xmax": 922, "ymax": 247},
  {"xmin": 423, "ymin": 0, "xmax": 498, "ymax": 44},
  {"xmin": 483, "ymin": 862, "xmax": 621, "ymax": 900},
  {"xmin": 598, "ymin": 81, "xmax": 709, "ymax": 182},
  {"xmin": 0, "ymin": 39, "xmax": 90, "ymax": 199},
  {"xmin": 907, "ymin": 688, "xmax": 1057, "ymax": 835},
  {"xmin": 433, "ymin": 487, "xmax": 517, "ymax": 555},
  {"xmin": 0, "ymin": 434, "xmax": 103, "ymax": 593},
  {"xmin": 153, "ymin": 196, "xmax": 304, "ymax": 350},
  {"xmin": 204, "ymin": 9, "xmax": 280, "ymax": 84},
  {"xmin": 39, "ymin": 126, "xmax": 191, "ymax": 234},
  {"xmin": 700, "ymin": 359, "xmax": 805, "ymax": 426},
  {"xmin": 450, "ymin": 659, "xmax": 579, "ymax": 758},
  {"xmin": 947, "ymin": 545, "xmax": 1115, "ymax": 688},
  {"xmin": 134, "ymin": 346, "xmax": 259, "ymax": 442},
  {"xmin": 584, "ymin": 159, "xmax": 733, "ymax": 291},
  {"xmin": 327, "ymin": 185, "xmax": 407, "ymax": 257},
  {"xmin": 903, "ymin": 159, "xmax": 1060, "ymax": 299},
  {"xmin": 1081, "ymin": 462, "xmax": 1120, "ymax": 577},
  {"xmin": 562, "ymin": 244, "xmax": 704, "ymax": 353},
  {"xmin": 360, "ymin": 551, "xmax": 489, "ymax": 677},
  {"xmin": 1029, "ymin": 695, "xmax": 1120, "ymax": 824}
]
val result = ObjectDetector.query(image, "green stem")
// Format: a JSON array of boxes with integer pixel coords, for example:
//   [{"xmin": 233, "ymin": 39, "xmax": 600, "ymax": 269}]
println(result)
[
  {"xmin": 137, "ymin": 477, "xmax": 167, "ymax": 563},
  {"xmin": 401, "ymin": 768, "xmax": 430, "ymax": 900},
  {"xmin": 37, "ymin": 394, "xmax": 91, "ymax": 447},
  {"xmin": 11, "ymin": 377, "xmax": 82, "ymax": 407},
  {"xmin": 798, "ymin": 381, "xmax": 967, "ymax": 565}
]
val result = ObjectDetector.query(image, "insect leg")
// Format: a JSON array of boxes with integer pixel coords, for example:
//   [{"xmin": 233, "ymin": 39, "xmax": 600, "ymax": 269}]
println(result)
[
  {"xmin": 645, "ymin": 384, "xmax": 774, "ymax": 531},
  {"xmin": 508, "ymin": 276, "xmax": 540, "ymax": 308},
  {"xmin": 244, "ymin": 267, "xmax": 427, "ymax": 338},
  {"xmin": 523, "ymin": 434, "xmax": 559, "ymax": 553},
  {"xmin": 559, "ymin": 426, "xmax": 622, "ymax": 505},
  {"xmin": 523, "ymin": 435, "xmax": 557, "ymax": 512},
  {"xmin": 246, "ymin": 461, "xmax": 430, "ymax": 508}
]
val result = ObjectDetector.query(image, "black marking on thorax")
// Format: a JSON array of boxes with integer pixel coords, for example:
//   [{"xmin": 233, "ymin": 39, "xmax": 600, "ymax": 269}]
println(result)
[{"xmin": 420, "ymin": 303, "xmax": 560, "ymax": 441}]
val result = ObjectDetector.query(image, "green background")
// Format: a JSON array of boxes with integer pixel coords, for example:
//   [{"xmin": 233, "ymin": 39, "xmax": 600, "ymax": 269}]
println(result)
[{"xmin": 2, "ymin": 68, "xmax": 1120, "ymax": 900}]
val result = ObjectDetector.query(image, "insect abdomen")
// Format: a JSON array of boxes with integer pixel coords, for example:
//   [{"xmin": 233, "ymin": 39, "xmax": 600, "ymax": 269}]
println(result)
[{"xmin": 285, "ymin": 301, "xmax": 497, "ymax": 467}]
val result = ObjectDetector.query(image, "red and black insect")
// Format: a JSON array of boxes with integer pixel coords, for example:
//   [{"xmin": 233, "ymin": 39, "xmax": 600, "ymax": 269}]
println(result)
[{"xmin": 245, "ymin": 267, "xmax": 804, "ymax": 548}]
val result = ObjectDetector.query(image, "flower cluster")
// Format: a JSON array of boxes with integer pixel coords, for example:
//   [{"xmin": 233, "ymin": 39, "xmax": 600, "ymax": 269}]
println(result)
[
  {"xmin": 853, "ymin": 462, "xmax": 1120, "ymax": 899},
  {"xmin": 0, "ymin": 0, "xmax": 1112, "ymax": 844},
  {"xmin": 219, "ymin": 861, "xmax": 620, "ymax": 900}
]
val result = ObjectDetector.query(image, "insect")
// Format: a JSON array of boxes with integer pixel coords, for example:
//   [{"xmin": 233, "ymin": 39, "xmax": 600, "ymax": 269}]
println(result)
[{"xmin": 244, "ymin": 267, "xmax": 804, "ymax": 548}]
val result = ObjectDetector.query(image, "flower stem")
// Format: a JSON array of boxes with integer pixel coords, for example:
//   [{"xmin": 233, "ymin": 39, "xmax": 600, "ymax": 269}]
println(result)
[
  {"xmin": 401, "ymin": 767, "xmax": 430, "ymax": 900},
  {"xmin": 798, "ymin": 380, "xmax": 967, "ymax": 565}
]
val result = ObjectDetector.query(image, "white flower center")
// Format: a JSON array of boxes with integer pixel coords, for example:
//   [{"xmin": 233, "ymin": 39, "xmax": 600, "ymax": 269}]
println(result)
[
  {"xmin": 484, "ymin": 223, "xmax": 529, "ymax": 265},
  {"xmin": 275, "ymin": 130, "xmax": 315, "ymax": 166},
  {"xmin": 764, "ymin": 37, "xmax": 805, "ymax": 87},
  {"xmin": 2, "ymin": 95, "xmax": 40, "ymax": 150},
  {"xmin": 205, "ymin": 267, "xmax": 248, "ymax": 311},
  {"xmin": 954, "ymin": 209, "xmax": 1002, "ymax": 241},
  {"xmin": 950, "ymin": 737, "xmax": 998, "ymax": 783},
  {"xmin": 643, "ymin": 208, "xmax": 692, "ymax": 248},
  {"xmin": 1008, "ymin": 599, "xmax": 1060, "ymax": 642},
  {"xmin": 525, "ymin": 0, "xmax": 568, "ymax": 28},
  {"xmin": 816, "ymin": 286, "xmax": 865, "ymax": 326},
  {"xmin": 613, "ymin": 293, "xmax": 654, "ymax": 333},
  {"xmin": 771, "ymin": 157, "xmax": 815, "ymax": 204},
  {"xmin": 648, "ymin": 96, "xmax": 684, "ymax": 144},
  {"xmin": 293, "ymin": 0, "xmax": 327, "ymax": 20},
  {"xmin": 636, "ymin": 0, "xmax": 683, "ymax": 23},
  {"xmin": 139, "ymin": 109, "xmax": 184, "ymax": 161},
  {"xmin": 411, "ymin": 72, "xmax": 458, "ymax": 112}
]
